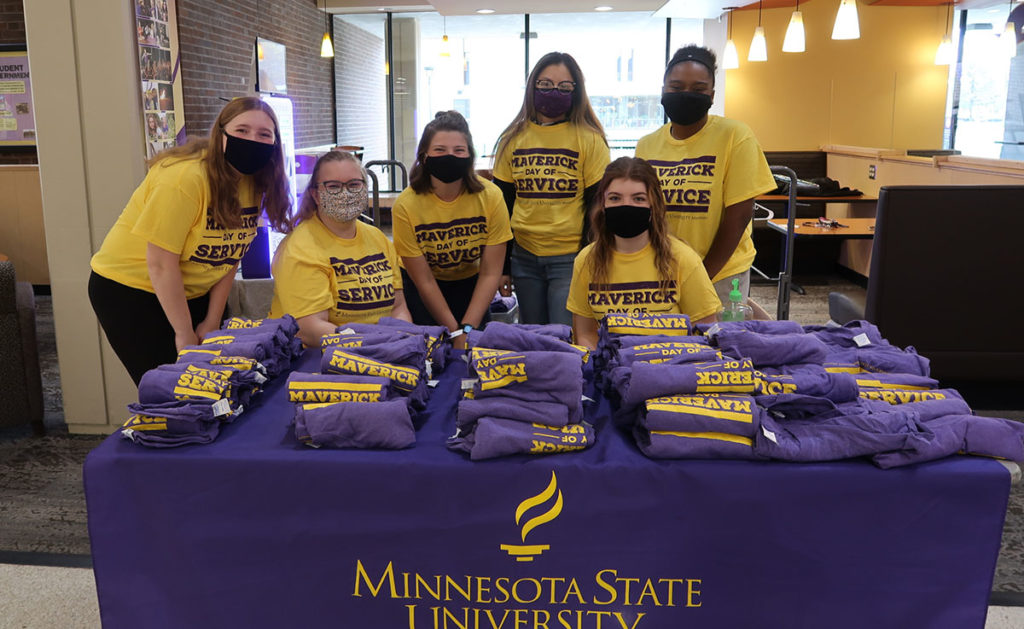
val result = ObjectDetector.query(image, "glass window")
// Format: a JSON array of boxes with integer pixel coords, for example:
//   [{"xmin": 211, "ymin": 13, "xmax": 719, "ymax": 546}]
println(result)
[
  {"xmin": 391, "ymin": 12, "xmax": 525, "ymax": 169},
  {"xmin": 334, "ymin": 14, "xmax": 389, "ymax": 164},
  {"xmin": 947, "ymin": 6, "xmax": 1020, "ymax": 160},
  {"xmin": 527, "ymin": 12, "xmax": 674, "ymax": 157}
]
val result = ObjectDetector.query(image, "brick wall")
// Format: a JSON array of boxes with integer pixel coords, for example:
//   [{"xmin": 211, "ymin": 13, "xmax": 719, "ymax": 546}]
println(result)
[
  {"xmin": 0, "ymin": 0, "xmax": 34, "ymax": 164},
  {"xmin": 177, "ymin": 0, "xmax": 335, "ymax": 148},
  {"xmin": 334, "ymin": 17, "xmax": 387, "ymax": 164},
  {"xmin": 0, "ymin": 0, "xmax": 25, "ymax": 44}
]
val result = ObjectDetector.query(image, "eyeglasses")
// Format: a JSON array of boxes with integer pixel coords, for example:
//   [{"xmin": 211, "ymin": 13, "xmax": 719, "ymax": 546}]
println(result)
[
  {"xmin": 320, "ymin": 179, "xmax": 366, "ymax": 193},
  {"xmin": 535, "ymin": 79, "xmax": 576, "ymax": 94}
]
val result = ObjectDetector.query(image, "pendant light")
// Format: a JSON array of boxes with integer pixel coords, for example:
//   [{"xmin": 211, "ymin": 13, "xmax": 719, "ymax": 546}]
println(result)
[
  {"xmin": 934, "ymin": 2, "xmax": 954, "ymax": 65},
  {"xmin": 320, "ymin": 0, "xmax": 334, "ymax": 58},
  {"xmin": 832, "ymin": 0, "xmax": 861, "ymax": 40},
  {"xmin": 748, "ymin": 0, "xmax": 768, "ymax": 62},
  {"xmin": 1003, "ymin": 0, "xmax": 1018, "ymax": 58},
  {"xmin": 723, "ymin": 8, "xmax": 740, "ymax": 69},
  {"xmin": 256, "ymin": 0, "xmax": 264, "ymax": 60},
  {"xmin": 783, "ymin": 0, "xmax": 806, "ymax": 53},
  {"xmin": 440, "ymin": 16, "xmax": 451, "ymax": 57}
]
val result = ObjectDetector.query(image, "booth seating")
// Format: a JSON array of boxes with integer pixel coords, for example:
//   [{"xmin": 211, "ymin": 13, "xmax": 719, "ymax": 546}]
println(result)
[
  {"xmin": 0, "ymin": 260, "xmax": 44, "ymax": 433},
  {"xmin": 829, "ymin": 185, "xmax": 1024, "ymax": 384}
]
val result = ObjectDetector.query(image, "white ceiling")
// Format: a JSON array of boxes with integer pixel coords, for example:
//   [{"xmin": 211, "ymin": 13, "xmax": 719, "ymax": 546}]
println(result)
[{"xmin": 327, "ymin": 0, "xmax": 745, "ymax": 19}]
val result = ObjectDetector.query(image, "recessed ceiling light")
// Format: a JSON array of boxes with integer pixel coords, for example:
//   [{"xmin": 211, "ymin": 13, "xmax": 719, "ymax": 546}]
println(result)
[
  {"xmin": 476, "ymin": 8, "xmax": 495, "ymax": 14},
  {"xmin": 595, "ymin": 6, "xmax": 613, "ymax": 11}
]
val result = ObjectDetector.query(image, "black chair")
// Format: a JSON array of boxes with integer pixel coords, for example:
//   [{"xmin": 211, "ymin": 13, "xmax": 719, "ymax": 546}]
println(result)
[
  {"xmin": 829, "ymin": 185, "xmax": 1024, "ymax": 385},
  {"xmin": 0, "ymin": 260, "xmax": 44, "ymax": 433}
]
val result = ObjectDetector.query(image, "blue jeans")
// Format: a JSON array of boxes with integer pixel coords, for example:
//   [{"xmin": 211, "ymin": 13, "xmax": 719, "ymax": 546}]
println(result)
[{"xmin": 510, "ymin": 243, "xmax": 576, "ymax": 326}]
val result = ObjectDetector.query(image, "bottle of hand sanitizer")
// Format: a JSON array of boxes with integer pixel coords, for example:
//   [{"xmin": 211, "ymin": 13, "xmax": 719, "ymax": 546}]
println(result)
[{"xmin": 721, "ymin": 279, "xmax": 753, "ymax": 322}]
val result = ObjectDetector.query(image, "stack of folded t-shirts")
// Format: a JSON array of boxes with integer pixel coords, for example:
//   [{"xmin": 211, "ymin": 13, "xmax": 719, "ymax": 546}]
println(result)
[
  {"xmin": 448, "ymin": 323, "xmax": 592, "ymax": 461},
  {"xmin": 286, "ymin": 372, "xmax": 415, "ymax": 449},
  {"xmin": 599, "ymin": 314, "xmax": 1024, "ymax": 466},
  {"xmin": 320, "ymin": 330, "xmax": 431, "ymax": 410},
  {"xmin": 329, "ymin": 317, "xmax": 451, "ymax": 375},
  {"xmin": 120, "ymin": 317, "xmax": 298, "ymax": 447},
  {"xmin": 177, "ymin": 315, "xmax": 303, "ymax": 377},
  {"xmin": 121, "ymin": 360, "xmax": 266, "ymax": 447},
  {"xmin": 594, "ymin": 313, "xmax": 697, "ymax": 393}
]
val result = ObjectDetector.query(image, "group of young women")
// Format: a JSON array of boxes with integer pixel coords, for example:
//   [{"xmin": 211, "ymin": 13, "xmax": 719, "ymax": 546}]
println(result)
[{"xmin": 89, "ymin": 45, "xmax": 776, "ymax": 383}]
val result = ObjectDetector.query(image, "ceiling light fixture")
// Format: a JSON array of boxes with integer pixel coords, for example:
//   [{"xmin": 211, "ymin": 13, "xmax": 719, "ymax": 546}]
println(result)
[
  {"xmin": 440, "ymin": 16, "xmax": 451, "ymax": 58},
  {"xmin": 783, "ymin": 0, "xmax": 806, "ymax": 53},
  {"xmin": 748, "ymin": 0, "xmax": 768, "ymax": 62},
  {"xmin": 476, "ymin": 9, "xmax": 495, "ymax": 14},
  {"xmin": 320, "ymin": 0, "xmax": 334, "ymax": 58},
  {"xmin": 723, "ymin": 8, "xmax": 739, "ymax": 69},
  {"xmin": 595, "ymin": 6, "xmax": 614, "ymax": 11},
  {"xmin": 934, "ymin": 2, "xmax": 954, "ymax": 65},
  {"xmin": 832, "ymin": 0, "xmax": 861, "ymax": 40},
  {"xmin": 1003, "ymin": 0, "xmax": 1018, "ymax": 58}
]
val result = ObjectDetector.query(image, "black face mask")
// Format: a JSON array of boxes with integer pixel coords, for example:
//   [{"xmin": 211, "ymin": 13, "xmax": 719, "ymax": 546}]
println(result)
[
  {"xmin": 661, "ymin": 91, "xmax": 712, "ymax": 126},
  {"xmin": 604, "ymin": 205, "xmax": 652, "ymax": 239},
  {"xmin": 425, "ymin": 154, "xmax": 473, "ymax": 184},
  {"xmin": 223, "ymin": 132, "xmax": 276, "ymax": 175}
]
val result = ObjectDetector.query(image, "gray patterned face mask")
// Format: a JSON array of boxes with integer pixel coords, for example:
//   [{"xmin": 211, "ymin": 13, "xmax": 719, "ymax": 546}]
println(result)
[{"xmin": 320, "ymin": 187, "xmax": 367, "ymax": 223}]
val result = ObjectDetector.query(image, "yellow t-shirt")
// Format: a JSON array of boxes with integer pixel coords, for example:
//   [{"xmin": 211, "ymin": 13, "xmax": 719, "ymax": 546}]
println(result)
[
  {"xmin": 566, "ymin": 237, "xmax": 721, "ymax": 322},
  {"xmin": 391, "ymin": 178, "xmax": 513, "ymax": 282},
  {"xmin": 90, "ymin": 156, "xmax": 261, "ymax": 298},
  {"xmin": 492, "ymin": 121, "xmax": 610, "ymax": 257},
  {"xmin": 635, "ymin": 117, "xmax": 776, "ymax": 282},
  {"xmin": 268, "ymin": 216, "xmax": 403, "ymax": 325}
]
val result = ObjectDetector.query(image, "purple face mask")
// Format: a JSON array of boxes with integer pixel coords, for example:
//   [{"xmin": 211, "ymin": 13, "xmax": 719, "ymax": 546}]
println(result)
[{"xmin": 534, "ymin": 89, "xmax": 573, "ymax": 119}]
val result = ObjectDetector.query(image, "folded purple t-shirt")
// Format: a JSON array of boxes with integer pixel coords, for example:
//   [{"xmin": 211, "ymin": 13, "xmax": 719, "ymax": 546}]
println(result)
[
  {"xmin": 448, "ymin": 418, "xmax": 594, "ymax": 460},
  {"xmin": 633, "ymin": 424, "xmax": 763, "ymax": 460},
  {"xmin": 712, "ymin": 329, "xmax": 829, "ymax": 367},
  {"xmin": 469, "ymin": 349, "xmax": 583, "ymax": 409},
  {"xmin": 456, "ymin": 397, "xmax": 581, "ymax": 431},
  {"xmin": 286, "ymin": 372, "xmax": 391, "ymax": 405},
  {"xmin": 294, "ymin": 399, "xmax": 414, "ymax": 449},
  {"xmin": 640, "ymin": 394, "xmax": 761, "ymax": 438}
]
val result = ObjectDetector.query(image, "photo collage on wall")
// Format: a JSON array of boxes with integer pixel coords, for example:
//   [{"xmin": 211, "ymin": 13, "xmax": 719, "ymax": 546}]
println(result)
[{"xmin": 135, "ymin": 0, "xmax": 178, "ymax": 158}]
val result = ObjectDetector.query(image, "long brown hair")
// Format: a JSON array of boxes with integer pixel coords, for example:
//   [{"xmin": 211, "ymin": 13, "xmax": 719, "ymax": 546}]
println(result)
[
  {"xmin": 408, "ymin": 110, "xmax": 484, "ymax": 195},
  {"xmin": 149, "ymin": 96, "xmax": 292, "ymax": 233},
  {"xmin": 292, "ymin": 150, "xmax": 364, "ymax": 228},
  {"xmin": 494, "ymin": 52, "xmax": 607, "ymax": 163},
  {"xmin": 588, "ymin": 157, "xmax": 675, "ymax": 295}
]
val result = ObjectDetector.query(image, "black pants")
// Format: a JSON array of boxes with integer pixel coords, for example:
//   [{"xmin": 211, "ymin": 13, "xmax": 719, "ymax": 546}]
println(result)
[
  {"xmin": 400, "ymin": 269, "xmax": 490, "ymax": 328},
  {"xmin": 88, "ymin": 271, "xmax": 209, "ymax": 386}
]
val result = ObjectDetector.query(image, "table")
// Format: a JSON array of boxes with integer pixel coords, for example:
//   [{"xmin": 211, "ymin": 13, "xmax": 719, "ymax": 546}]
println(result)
[
  {"xmin": 767, "ymin": 217, "xmax": 876, "ymax": 239},
  {"xmin": 84, "ymin": 350, "xmax": 1012, "ymax": 629},
  {"xmin": 755, "ymin": 171, "xmax": 878, "ymax": 320}
]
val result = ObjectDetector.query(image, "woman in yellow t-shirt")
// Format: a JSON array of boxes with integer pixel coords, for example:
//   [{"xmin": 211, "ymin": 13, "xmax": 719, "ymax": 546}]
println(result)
[
  {"xmin": 391, "ymin": 111, "xmax": 512, "ymax": 344},
  {"xmin": 88, "ymin": 96, "xmax": 292, "ymax": 384},
  {"xmin": 567, "ymin": 157, "xmax": 720, "ymax": 350},
  {"xmin": 492, "ymin": 51, "xmax": 610, "ymax": 326},
  {"xmin": 635, "ymin": 45, "xmax": 776, "ymax": 315},
  {"xmin": 269, "ymin": 150, "xmax": 410, "ymax": 347}
]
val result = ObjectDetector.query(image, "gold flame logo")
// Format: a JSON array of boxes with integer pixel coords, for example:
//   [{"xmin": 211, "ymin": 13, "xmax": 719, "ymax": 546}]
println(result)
[{"xmin": 499, "ymin": 471, "xmax": 563, "ymax": 562}]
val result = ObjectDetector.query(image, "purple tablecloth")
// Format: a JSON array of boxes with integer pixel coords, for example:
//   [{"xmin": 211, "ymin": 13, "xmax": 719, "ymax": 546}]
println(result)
[{"xmin": 84, "ymin": 349, "xmax": 1011, "ymax": 629}]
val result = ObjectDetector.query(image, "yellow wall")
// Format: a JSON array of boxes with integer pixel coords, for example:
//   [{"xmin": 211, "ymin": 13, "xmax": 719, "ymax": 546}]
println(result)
[
  {"xmin": 0, "ymin": 166, "xmax": 48, "ymax": 284},
  {"xmin": 725, "ymin": 1, "xmax": 952, "ymax": 151}
]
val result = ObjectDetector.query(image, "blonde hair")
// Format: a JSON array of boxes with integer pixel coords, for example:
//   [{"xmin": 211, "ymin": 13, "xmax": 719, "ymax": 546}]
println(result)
[{"xmin": 149, "ymin": 96, "xmax": 293, "ymax": 233}]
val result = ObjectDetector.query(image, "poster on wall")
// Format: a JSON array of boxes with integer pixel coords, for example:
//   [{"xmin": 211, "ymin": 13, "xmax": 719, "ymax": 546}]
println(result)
[
  {"xmin": 134, "ymin": 0, "xmax": 185, "ymax": 159},
  {"xmin": 0, "ymin": 44, "xmax": 35, "ymax": 147}
]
